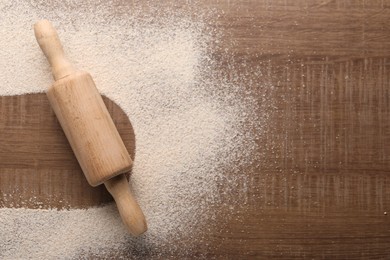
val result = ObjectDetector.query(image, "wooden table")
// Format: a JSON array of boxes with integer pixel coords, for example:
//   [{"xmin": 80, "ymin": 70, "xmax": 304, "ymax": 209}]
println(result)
[{"xmin": 1, "ymin": 1, "xmax": 390, "ymax": 258}]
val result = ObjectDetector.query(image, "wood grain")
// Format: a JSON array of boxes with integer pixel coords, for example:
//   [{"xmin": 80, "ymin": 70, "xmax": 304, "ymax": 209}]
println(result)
[
  {"xmin": 209, "ymin": 57, "xmax": 390, "ymax": 259},
  {"xmin": 0, "ymin": 94, "xmax": 135, "ymax": 209},
  {"xmin": 204, "ymin": 1, "xmax": 390, "ymax": 258}
]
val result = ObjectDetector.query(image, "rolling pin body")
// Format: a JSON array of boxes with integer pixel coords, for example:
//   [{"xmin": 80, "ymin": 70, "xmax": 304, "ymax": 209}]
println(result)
[
  {"xmin": 34, "ymin": 19, "xmax": 147, "ymax": 235},
  {"xmin": 47, "ymin": 71, "xmax": 132, "ymax": 186}
]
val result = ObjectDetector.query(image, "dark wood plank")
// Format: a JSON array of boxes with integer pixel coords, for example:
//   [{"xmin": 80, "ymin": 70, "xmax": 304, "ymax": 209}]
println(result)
[
  {"xmin": 0, "ymin": 94, "xmax": 135, "ymax": 209},
  {"xmin": 204, "ymin": 1, "xmax": 390, "ymax": 258}
]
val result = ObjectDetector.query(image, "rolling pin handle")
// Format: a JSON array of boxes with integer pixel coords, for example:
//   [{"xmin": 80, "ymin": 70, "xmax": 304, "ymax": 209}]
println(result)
[
  {"xmin": 104, "ymin": 174, "xmax": 147, "ymax": 236},
  {"xmin": 34, "ymin": 20, "xmax": 75, "ymax": 80}
]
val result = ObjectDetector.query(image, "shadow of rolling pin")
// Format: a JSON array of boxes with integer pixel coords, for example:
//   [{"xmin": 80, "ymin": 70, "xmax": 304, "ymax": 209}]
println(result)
[{"xmin": 34, "ymin": 19, "xmax": 147, "ymax": 236}]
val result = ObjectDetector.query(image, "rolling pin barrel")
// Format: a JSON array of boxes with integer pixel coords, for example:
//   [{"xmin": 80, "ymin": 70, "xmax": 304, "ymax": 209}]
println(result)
[
  {"xmin": 34, "ymin": 20, "xmax": 147, "ymax": 236},
  {"xmin": 46, "ymin": 70, "xmax": 132, "ymax": 187}
]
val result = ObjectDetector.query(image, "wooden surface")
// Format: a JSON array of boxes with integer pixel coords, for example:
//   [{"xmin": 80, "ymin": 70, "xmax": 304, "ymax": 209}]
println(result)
[
  {"xmin": 1, "ymin": 0, "xmax": 390, "ymax": 258},
  {"xmin": 206, "ymin": 1, "xmax": 390, "ymax": 258},
  {"xmin": 0, "ymin": 94, "xmax": 135, "ymax": 209}
]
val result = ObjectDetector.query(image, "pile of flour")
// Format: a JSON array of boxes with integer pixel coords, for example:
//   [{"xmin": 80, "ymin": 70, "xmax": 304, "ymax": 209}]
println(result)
[{"xmin": 0, "ymin": 0, "xmax": 266, "ymax": 258}]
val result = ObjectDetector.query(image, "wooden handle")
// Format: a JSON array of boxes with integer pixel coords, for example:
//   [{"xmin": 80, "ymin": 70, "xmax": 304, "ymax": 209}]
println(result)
[
  {"xmin": 104, "ymin": 174, "xmax": 147, "ymax": 236},
  {"xmin": 34, "ymin": 20, "xmax": 75, "ymax": 80}
]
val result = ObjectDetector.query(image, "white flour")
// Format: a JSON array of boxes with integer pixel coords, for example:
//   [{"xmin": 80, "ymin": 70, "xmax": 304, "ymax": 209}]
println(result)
[{"xmin": 0, "ymin": 0, "xmax": 266, "ymax": 258}]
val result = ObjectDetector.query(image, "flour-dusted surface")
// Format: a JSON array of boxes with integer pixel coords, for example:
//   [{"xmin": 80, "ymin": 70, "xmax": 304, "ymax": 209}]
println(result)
[{"xmin": 0, "ymin": 0, "xmax": 269, "ymax": 258}]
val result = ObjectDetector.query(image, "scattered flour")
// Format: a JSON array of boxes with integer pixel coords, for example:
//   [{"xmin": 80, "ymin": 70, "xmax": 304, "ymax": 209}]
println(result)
[{"xmin": 0, "ymin": 0, "xmax": 267, "ymax": 258}]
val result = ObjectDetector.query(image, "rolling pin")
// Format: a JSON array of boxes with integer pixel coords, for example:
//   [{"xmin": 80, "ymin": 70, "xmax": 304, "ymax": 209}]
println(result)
[{"xmin": 34, "ymin": 20, "xmax": 147, "ymax": 236}]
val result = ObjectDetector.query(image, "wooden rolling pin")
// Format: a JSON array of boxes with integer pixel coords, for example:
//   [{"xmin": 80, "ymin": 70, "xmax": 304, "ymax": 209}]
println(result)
[{"xmin": 34, "ymin": 20, "xmax": 147, "ymax": 236}]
